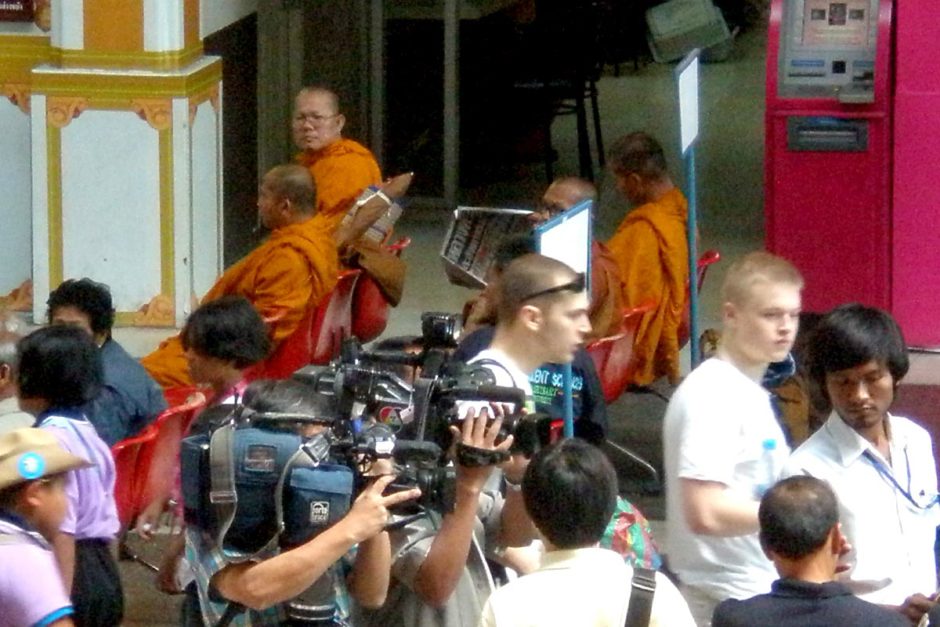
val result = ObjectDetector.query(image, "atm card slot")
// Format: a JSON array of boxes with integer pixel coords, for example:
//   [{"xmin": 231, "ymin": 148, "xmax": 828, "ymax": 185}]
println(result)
[{"xmin": 786, "ymin": 117, "xmax": 868, "ymax": 152}]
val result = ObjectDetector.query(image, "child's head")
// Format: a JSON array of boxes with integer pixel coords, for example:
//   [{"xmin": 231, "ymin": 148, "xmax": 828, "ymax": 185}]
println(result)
[
  {"xmin": 0, "ymin": 428, "xmax": 91, "ymax": 539},
  {"xmin": 16, "ymin": 325, "xmax": 103, "ymax": 413},
  {"xmin": 719, "ymin": 251, "xmax": 804, "ymax": 367},
  {"xmin": 522, "ymin": 438, "xmax": 617, "ymax": 550}
]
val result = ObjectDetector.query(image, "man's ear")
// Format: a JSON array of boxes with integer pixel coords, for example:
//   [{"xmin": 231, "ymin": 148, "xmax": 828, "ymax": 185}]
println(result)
[
  {"xmin": 0, "ymin": 363, "xmax": 10, "ymax": 385},
  {"xmin": 335, "ymin": 113, "xmax": 346, "ymax": 134},
  {"xmin": 519, "ymin": 304, "xmax": 543, "ymax": 332},
  {"xmin": 828, "ymin": 523, "xmax": 845, "ymax": 557},
  {"xmin": 721, "ymin": 301, "xmax": 737, "ymax": 327}
]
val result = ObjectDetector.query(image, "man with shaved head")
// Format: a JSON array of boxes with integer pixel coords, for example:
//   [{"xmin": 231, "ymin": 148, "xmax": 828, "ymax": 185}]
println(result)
[
  {"xmin": 471, "ymin": 253, "xmax": 593, "ymax": 411},
  {"xmin": 292, "ymin": 86, "xmax": 385, "ymax": 234},
  {"xmin": 143, "ymin": 165, "xmax": 340, "ymax": 388},
  {"xmin": 606, "ymin": 131, "xmax": 689, "ymax": 385}
]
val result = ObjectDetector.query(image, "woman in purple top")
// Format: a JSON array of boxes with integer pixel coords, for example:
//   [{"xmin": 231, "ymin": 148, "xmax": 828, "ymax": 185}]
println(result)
[{"xmin": 16, "ymin": 326, "xmax": 123, "ymax": 626}]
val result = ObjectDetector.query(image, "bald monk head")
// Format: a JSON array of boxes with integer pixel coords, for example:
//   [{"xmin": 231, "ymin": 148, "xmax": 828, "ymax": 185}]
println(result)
[
  {"xmin": 608, "ymin": 131, "xmax": 675, "ymax": 206},
  {"xmin": 257, "ymin": 165, "xmax": 318, "ymax": 230},
  {"xmin": 292, "ymin": 87, "xmax": 346, "ymax": 154},
  {"xmin": 529, "ymin": 177, "xmax": 597, "ymax": 225}
]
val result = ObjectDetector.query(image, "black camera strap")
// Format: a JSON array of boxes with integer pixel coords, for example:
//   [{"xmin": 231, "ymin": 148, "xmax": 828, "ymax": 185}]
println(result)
[{"xmin": 624, "ymin": 567, "xmax": 656, "ymax": 627}]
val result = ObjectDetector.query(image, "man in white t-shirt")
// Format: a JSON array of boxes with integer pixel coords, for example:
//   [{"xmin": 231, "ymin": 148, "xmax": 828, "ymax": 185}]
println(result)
[
  {"xmin": 466, "ymin": 253, "xmax": 592, "ymax": 419},
  {"xmin": 782, "ymin": 303, "xmax": 940, "ymax": 624},
  {"xmin": 663, "ymin": 251, "xmax": 803, "ymax": 625}
]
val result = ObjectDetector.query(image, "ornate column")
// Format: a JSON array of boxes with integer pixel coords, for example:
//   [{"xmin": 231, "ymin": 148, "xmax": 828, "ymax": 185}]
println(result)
[
  {"xmin": 27, "ymin": 0, "xmax": 223, "ymax": 327},
  {"xmin": 0, "ymin": 12, "xmax": 50, "ymax": 312}
]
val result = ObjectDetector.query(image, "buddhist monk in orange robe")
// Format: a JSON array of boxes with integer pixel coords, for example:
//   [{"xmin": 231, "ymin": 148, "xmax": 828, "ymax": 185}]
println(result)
[
  {"xmin": 141, "ymin": 165, "xmax": 339, "ymax": 389},
  {"xmin": 291, "ymin": 87, "xmax": 383, "ymax": 234},
  {"xmin": 606, "ymin": 132, "xmax": 689, "ymax": 385}
]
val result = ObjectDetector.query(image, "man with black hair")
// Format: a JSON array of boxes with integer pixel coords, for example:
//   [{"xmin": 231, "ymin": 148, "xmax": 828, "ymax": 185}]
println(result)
[
  {"xmin": 783, "ymin": 303, "xmax": 940, "ymax": 622},
  {"xmin": 479, "ymin": 438, "xmax": 693, "ymax": 626},
  {"xmin": 180, "ymin": 295, "xmax": 272, "ymax": 405},
  {"xmin": 47, "ymin": 278, "xmax": 166, "ymax": 445},
  {"xmin": 713, "ymin": 476, "xmax": 909, "ymax": 626}
]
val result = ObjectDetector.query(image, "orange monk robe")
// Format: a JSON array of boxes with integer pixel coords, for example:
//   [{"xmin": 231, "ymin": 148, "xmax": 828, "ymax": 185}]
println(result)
[
  {"xmin": 606, "ymin": 187, "xmax": 688, "ymax": 385},
  {"xmin": 588, "ymin": 240, "xmax": 625, "ymax": 340},
  {"xmin": 141, "ymin": 215, "xmax": 340, "ymax": 388},
  {"xmin": 295, "ymin": 138, "xmax": 382, "ymax": 234}
]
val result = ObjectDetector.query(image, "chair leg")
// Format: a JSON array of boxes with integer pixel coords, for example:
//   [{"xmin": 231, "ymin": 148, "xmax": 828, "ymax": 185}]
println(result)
[
  {"xmin": 575, "ymin": 93, "xmax": 593, "ymax": 181},
  {"xmin": 589, "ymin": 80, "xmax": 605, "ymax": 167},
  {"xmin": 605, "ymin": 440, "xmax": 661, "ymax": 490}
]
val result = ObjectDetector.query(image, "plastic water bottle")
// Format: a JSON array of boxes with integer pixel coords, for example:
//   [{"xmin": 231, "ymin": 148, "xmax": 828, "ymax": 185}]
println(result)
[{"xmin": 754, "ymin": 438, "xmax": 778, "ymax": 499}]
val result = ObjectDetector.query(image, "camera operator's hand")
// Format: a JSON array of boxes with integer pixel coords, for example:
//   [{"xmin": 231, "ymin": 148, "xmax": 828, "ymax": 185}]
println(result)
[
  {"xmin": 344, "ymin": 474, "xmax": 421, "ymax": 543},
  {"xmin": 449, "ymin": 406, "xmax": 514, "ymax": 493}
]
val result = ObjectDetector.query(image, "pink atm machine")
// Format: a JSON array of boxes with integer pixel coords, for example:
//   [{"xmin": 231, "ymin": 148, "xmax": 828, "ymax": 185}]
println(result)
[
  {"xmin": 767, "ymin": 0, "xmax": 940, "ymax": 347},
  {"xmin": 766, "ymin": 0, "xmax": 892, "ymax": 314}
]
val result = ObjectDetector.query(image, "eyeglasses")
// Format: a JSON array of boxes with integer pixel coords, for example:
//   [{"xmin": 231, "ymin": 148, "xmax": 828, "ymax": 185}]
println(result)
[
  {"xmin": 520, "ymin": 273, "xmax": 586, "ymax": 303},
  {"xmin": 535, "ymin": 200, "xmax": 567, "ymax": 217},
  {"xmin": 293, "ymin": 112, "xmax": 339, "ymax": 125}
]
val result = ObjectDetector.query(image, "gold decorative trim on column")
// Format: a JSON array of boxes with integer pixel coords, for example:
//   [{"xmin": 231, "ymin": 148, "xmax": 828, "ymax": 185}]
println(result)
[
  {"xmin": 46, "ymin": 125, "xmax": 63, "ymax": 289},
  {"xmin": 158, "ymin": 125, "xmax": 175, "ymax": 322},
  {"xmin": 46, "ymin": 96, "xmax": 87, "ymax": 128},
  {"xmin": 132, "ymin": 98, "xmax": 172, "ymax": 131},
  {"xmin": 32, "ymin": 58, "xmax": 222, "ymax": 99},
  {"xmin": 188, "ymin": 82, "xmax": 219, "ymax": 125},
  {"xmin": 54, "ymin": 44, "xmax": 204, "ymax": 72},
  {"xmin": 2, "ymin": 83, "xmax": 31, "ymax": 114}
]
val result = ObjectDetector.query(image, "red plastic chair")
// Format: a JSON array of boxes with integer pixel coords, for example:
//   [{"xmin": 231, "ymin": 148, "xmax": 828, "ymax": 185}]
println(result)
[
  {"xmin": 586, "ymin": 300, "xmax": 658, "ymax": 404},
  {"xmin": 585, "ymin": 300, "xmax": 660, "ymax": 484},
  {"xmin": 678, "ymin": 249, "xmax": 722, "ymax": 348},
  {"xmin": 163, "ymin": 384, "xmax": 207, "ymax": 408},
  {"xmin": 111, "ymin": 424, "xmax": 159, "ymax": 528},
  {"xmin": 137, "ymin": 392, "xmax": 207, "ymax": 511},
  {"xmin": 351, "ymin": 237, "xmax": 412, "ymax": 343},
  {"xmin": 251, "ymin": 269, "xmax": 362, "ymax": 380}
]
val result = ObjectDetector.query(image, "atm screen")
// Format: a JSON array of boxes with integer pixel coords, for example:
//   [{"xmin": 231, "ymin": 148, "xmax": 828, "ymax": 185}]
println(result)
[
  {"xmin": 779, "ymin": 0, "xmax": 879, "ymax": 97},
  {"xmin": 801, "ymin": 1, "xmax": 872, "ymax": 48}
]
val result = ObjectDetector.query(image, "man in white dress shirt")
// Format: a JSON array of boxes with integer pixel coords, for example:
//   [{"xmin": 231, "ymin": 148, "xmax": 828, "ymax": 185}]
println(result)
[{"xmin": 783, "ymin": 303, "xmax": 940, "ymax": 624}]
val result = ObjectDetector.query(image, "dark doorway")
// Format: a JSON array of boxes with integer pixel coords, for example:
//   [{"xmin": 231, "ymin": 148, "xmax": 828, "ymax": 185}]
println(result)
[{"xmin": 204, "ymin": 13, "xmax": 259, "ymax": 266}]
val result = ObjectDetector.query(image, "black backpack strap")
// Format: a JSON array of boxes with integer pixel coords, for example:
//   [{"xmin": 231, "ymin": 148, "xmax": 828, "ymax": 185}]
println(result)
[{"xmin": 625, "ymin": 567, "xmax": 657, "ymax": 627}]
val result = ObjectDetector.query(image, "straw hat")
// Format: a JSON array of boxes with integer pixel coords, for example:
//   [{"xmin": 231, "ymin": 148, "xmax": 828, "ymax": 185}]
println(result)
[{"xmin": 0, "ymin": 428, "xmax": 92, "ymax": 491}]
